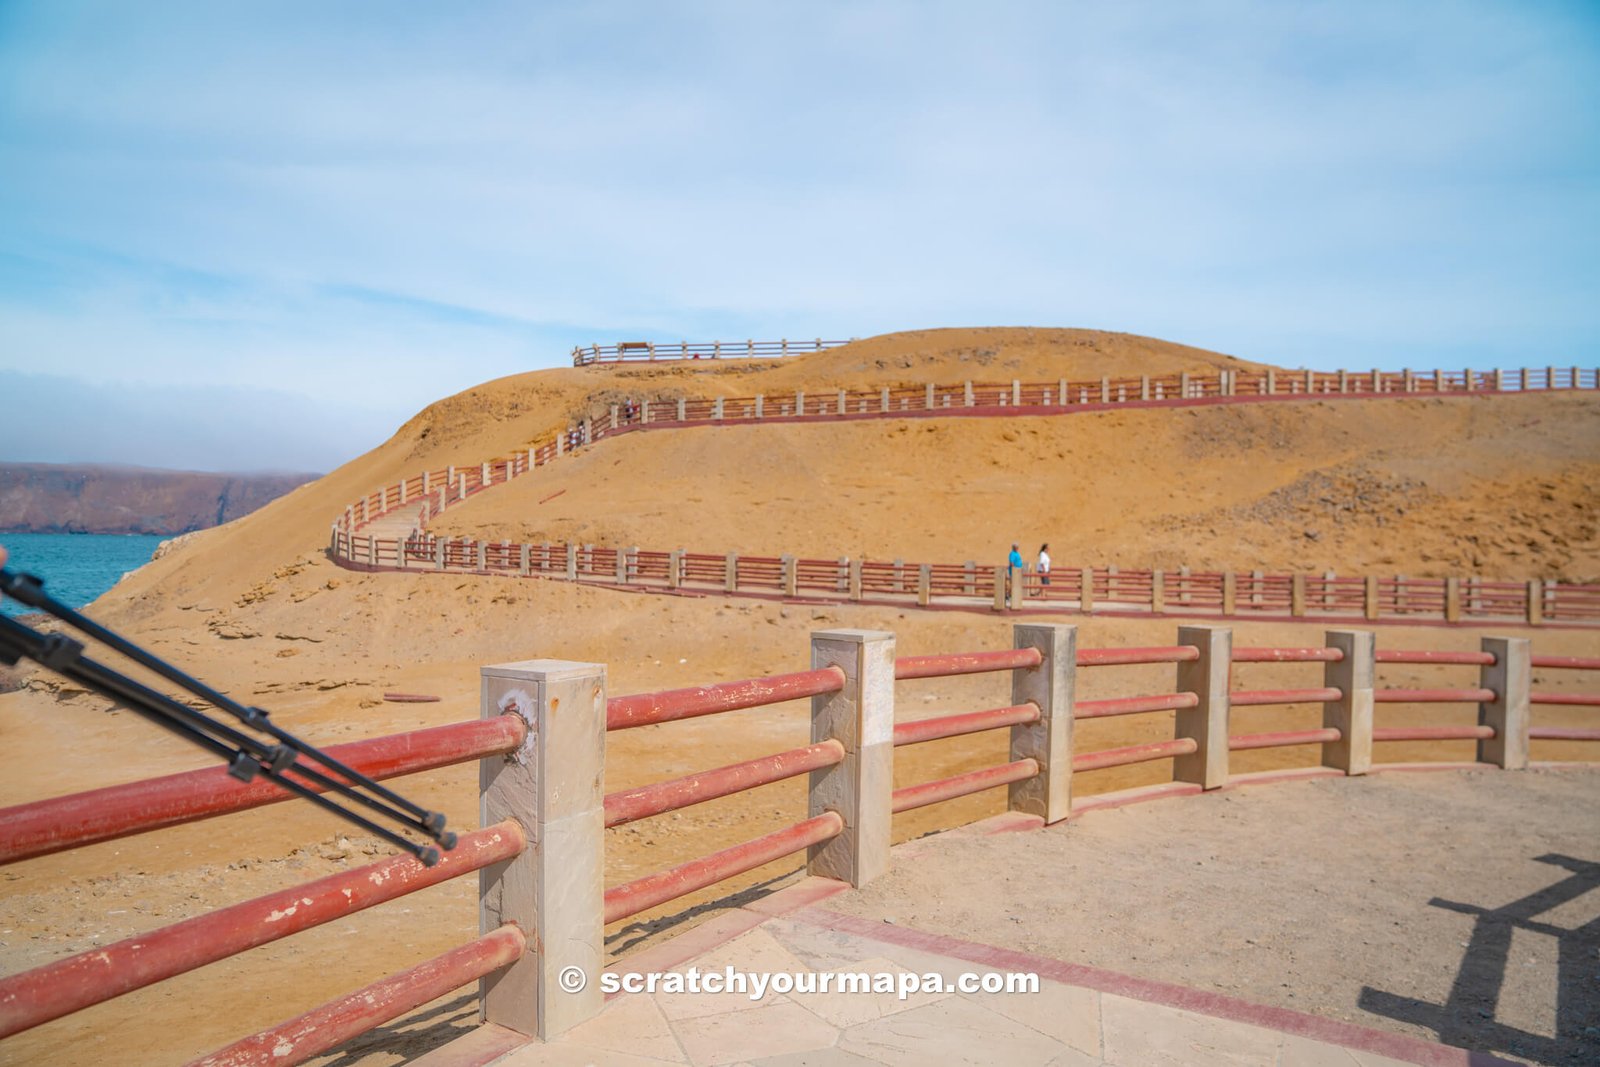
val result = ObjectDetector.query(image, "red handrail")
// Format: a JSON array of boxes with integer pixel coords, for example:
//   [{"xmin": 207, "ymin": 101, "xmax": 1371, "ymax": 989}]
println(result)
[
  {"xmin": 0, "ymin": 822, "xmax": 524, "ymax": 1040},
  {"xmin": 1529, "ymin": 726, "xmax": 1600, "ymax": 741},
  {"xmin": 604, "ymin": 812, "xmax": 843, "ymax": 925},
  {"xmin": 892, "ymin": 704, "xmax": 1039, "ymax": 747},
  {"xmin": 1233, "ymin": 647, "xmax": 1344, "ymax": 663},
  {"xmin": 1075, "ymin": 693, "xmax": 1198, "ymax": 719},
  {"xmin": 1530, "ymin": 692, "xmax": 1600, "ymax": 706},
  {"xmin": 189, "ymin": 926, "xmax": 527, "ymax": 1067},
  {"xmin": 891, "ymin": 760, "xmax": 1039, "ymax": 814},
  {"xmin": 1229, "ymin": 728, "xmax": 1341, "ymax": 751},
  {"xmin": 0, "ymin": 716, "xmax": 525, "ymax": 866},
  {"xmin": 1532, "ymin": 656, "xmax": 1600, "ymax": 670},
  {"xmin": 1373, "ymin": 725, "xmax": 1495, "ymax": 742},
  {"xmin": 894, "ymin": 648, "xmax": 1041, "ymax": 679},
  {"xmin": 1077, "ymin": 647, "xmax": 1199, "ymax": 667},
  {"xmin": 1073, "ymin": 737, "xmax": 1198, "ymax": 772},
  {"xmin": 1374, "ymin": 688, "xmax": 1496, "ymax": 703},
  {"xmin": 606, "ymin": 667, "xmax": 845, "ymax": 730},
  {"xmin": 604, "ymin": 741, "xmax": 845, "ymax": 827},
  {"xmin": 1375, "ymin": 650, "xmax": 1496, "ymax": 666},
  {"xmin": 1230, "ymin": 687, "xmax": 1343, "ymax": 707}
]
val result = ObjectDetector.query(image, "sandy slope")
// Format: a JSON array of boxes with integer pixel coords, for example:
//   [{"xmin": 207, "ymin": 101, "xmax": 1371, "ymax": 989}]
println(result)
[{"xmin": 1, "ymin": 327, "xmax": 1597, "ymax": 1065}]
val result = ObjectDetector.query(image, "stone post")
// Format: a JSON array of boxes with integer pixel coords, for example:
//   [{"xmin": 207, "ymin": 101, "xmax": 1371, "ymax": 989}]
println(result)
[
  {"xmin": 755, "ymin": 394, "xmax": 764, "ymax": 418},
  {"xmin": 964, "ymin": 381, "xmax": 974, "ymax": 407},
  {"xmin": 1527, "ymin": 580, "xmax": 1543, "ymax": 626},
  {"xmin": 669, "ymin": 549, "xmax": 684, "ymax": 589},
  {"xmin": 1479, "ymin": 637, "xmax": 1530, "ymax": 769},
  {"xmin": 917, "ymin": 564, "xmax": 931, "ymax": 606},
  {"xmin": 519, "ymin": 543, "xmax": 530, "ymax": 576},
  {"xmin": 1080, "ymin": 568, "xmax": 1094, "ymax": 613},
  {"xmin": 1151, "ymin": 570, "xmax": 1165, "ymax": 613},
  {"xmin": 1009, "ymin": 624, "xmax": 1075, "ymax": 824},
  {"xmin": 1322, "ymin": 629, "xmax": 1374, "ymax": 775},
  {"xmin": 781, "ymin": 555, "xmax": 797, "ymax": 597},
  {"xmin": 725, "ymin": 552, "xmax": 738, "ymax": 593},
  {"xmin": 713, "ymin": 397, "xmax": 724, "ymax": 420},
  {"xmin": 808, "ymin": 630, "xmax": 895, "ymax": 887},
  {"xmin": 1180, "ymin": 372, "xmax": 1190, "ymax": 398},
  {"xmin": 1291, "ymin": 574, "xmax": 1307, "ymax": 617},
  {"xmin": 676, "ymin": 398, "xmax": 686, "ymax": 422},
  {"xmin": 565, "ymin": 544, "xmax": 578, "ymax": 581},
  {"xmin": 992, "ymin": 566, "xmax": 1007, "ymax": 611},
  {"xmin": 795, "ymin": 390, "xmax": 805, "ymax": 416},
  {"xmin": 1444, "ymin": 577, "xmax": 1461, "ymax": 622},
  {"xmin": 479, "ymin": 658, "xmax": 606, "ymax": 1039},
  {"xmin": 1174, "ymin": 626, "xmax": 1231, "ymax": 789},
  {"xmin": 849, "ymin": 559, "xmax": 863, "ymax": 600},
  {"xmin": 1365, "ymin": 576, "xmax": 1380, "ymax": 620},
  {"xmin": 1222, "ymin": 572, "xmax": 1237, "ymax": 615},
  {"xmin": 925, "ymin": 383, "xmax": 935, "ymax": 409},
  {"xmin": 881, "ymin": 387, "xmax": 890, "ymax": 412}
]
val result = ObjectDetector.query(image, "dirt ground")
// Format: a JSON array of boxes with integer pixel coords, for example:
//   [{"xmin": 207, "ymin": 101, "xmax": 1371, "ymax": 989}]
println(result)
[
  {"xmin": 829, "ymin": 767, "xmax": 1600, "ymax": 1067},
  {"xmin": 2, "ymin": 328, "xmax": 1597, "ymax": 1065}
]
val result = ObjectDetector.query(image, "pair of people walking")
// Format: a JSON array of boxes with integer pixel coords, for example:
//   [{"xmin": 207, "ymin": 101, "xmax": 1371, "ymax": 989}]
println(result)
[{"xmin": 1005, "ymin": 542, "xmax": 1050, "ymax": 606}]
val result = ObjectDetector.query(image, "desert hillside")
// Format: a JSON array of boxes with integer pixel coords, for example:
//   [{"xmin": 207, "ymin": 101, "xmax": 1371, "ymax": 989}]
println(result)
[{"xmin": 2, "ymin": 327, "xmax": 1597, "ymax": 1066}]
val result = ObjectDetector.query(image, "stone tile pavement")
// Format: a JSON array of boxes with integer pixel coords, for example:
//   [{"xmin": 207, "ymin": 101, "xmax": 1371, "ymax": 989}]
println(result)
[{"xmin": 483, "ymin": 876, "xmax": 1510, "ymax": 1067}]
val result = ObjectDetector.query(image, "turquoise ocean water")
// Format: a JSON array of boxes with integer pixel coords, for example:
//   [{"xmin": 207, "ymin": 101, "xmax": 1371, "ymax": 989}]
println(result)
[{"xmin": 0, "ymin": 532, "xmax": 167, "ymax": 617}]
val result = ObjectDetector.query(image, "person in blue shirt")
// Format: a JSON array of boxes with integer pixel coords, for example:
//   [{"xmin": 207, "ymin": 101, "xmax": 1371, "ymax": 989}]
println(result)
[{"xmin": 1007, "ymin": 543, "xmax": 1023, "ymax": 607}]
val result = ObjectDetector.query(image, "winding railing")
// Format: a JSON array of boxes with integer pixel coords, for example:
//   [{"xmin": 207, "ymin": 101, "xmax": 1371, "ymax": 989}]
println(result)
[{"xmin": 328, "ymin": 358, "xmax": 1600, "ymax": 626}]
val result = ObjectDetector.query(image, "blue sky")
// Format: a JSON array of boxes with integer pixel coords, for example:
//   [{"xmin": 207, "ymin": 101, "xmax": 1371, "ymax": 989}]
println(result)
[{"xmin": 1, "ymin": 1, "xmax": 1596, "ymax": 472}]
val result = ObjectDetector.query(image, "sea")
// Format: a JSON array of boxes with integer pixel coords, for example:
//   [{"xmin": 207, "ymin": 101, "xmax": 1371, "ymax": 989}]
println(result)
[{"xmin": 0, "ymin": 532, "xmax": 168, "ymax": 617}]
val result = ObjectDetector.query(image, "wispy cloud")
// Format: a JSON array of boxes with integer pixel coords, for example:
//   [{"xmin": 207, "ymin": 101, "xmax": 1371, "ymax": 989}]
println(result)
[{"xmin": 1, "ymin": 1, "xmax": 1596, "ymax": 468}]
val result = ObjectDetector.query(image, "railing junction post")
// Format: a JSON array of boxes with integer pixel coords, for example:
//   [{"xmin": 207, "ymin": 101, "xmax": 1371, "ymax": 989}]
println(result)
[
  {"xmin": 1174, "ymin": 625, "xmax": 1231, "ymax": 789},
  {"xmin": 1009, "ymin": 624, "xmax": 1075, "ymax": 824},
  {"xmin": 1322, "ymin": 629, "xmax": 1374, "ymax": 775},
  {"xmin": 808, "ymin": 629, "xmax": 895, "ymax": 887}
]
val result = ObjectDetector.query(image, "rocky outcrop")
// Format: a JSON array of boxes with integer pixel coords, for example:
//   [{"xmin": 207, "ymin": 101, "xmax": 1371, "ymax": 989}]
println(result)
[{"xmin": 0, "ymin": 464, "xmax": 319, "ymax": 535}]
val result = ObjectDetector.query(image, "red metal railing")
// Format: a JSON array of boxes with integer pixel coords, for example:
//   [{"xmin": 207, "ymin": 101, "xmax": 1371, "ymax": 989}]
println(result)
[
  {"xmin": 1073, "ymin": 737, "xmax": 1198, "ymax": 772},
  {"xmin": 1231, "ymin": 687, "xmax": 1344, "ymax": 707},
  {"xmin": 891, "ymin": 760, "xmax": 1039, "ymax": 813},
  {"xmin": 892, "ymin": 705, "xmax": 1040, "ymax": 747},
  {"xmin": 606, "ymin": 667, "xmax": 845, "ymax": 729},
  {"xmin": 1230, "ymin": 728, "xmax": 1342, "ymax": 751},
  {"xmin": 895, "ymin": 648, "xmax": 1041, "ymax": 679},
  {"xmin": 190, "ymin": 926, "xmax": 527, "ymax": 1067},
  {"xmin": 1374, "ymin": 688, "xmax": 1497, "ymax": 703},
  {"xmin": 604, "ymin": 812, "xmax": 843, "ymax": 925},
  {"xmin": 605, "ymin": 741, "xmax": 845, "ymax": 827},
  {"xmin": 0, "ymin": 716, "xmax": 525, "ymax": 866},
  {"xmin": 0, "ymin": 822, "xmax": 524, "ymax": 1039},
  {"xmin": 1373, "ymin": 725, "xmax": 1496, "ymax": 742},
  {"xmin": 1076, "ymin": 693, "xmax": 1198, "ymax": 719}
]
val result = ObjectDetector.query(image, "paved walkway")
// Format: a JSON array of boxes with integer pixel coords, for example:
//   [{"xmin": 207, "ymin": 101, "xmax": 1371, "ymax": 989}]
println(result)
[{"xmin": 467, "ymin": 872, "xmax": 1511, "ymax": 1067}]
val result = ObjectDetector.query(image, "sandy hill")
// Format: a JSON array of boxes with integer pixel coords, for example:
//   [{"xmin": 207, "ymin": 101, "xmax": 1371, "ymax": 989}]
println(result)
[{"xmin": 3, "ymin": 327, "xmax": 1598, "ymax": 1066}]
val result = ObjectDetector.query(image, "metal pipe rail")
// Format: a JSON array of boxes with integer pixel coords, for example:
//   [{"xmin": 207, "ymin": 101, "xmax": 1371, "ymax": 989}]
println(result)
[
  {"xmin": 1073, "ymin": 737, "xmax": 1199, "ymax": 772},
  {"xmin": 1529, "ymin": 726, "xmax": 1600, "ymax": 741},
  {"xmin": 1530, "ymin": 692, "xmax": 1600, "ymax": 706},
  {"xmin": 0, "ymin": 717, "xmax": 526, "ymax": 866},
  {"xmin": 1075, "ymin": 692, "xmax": 1198, "ymax": 720},
  {"xmin": 892, "ymin": 704, "xmax": 1040, "ymax": 747},
  {"xmin": 1374, "ymin": 688, "xmax": 1497, "ymax": 703},
  {"xmin": 1373, "ymin": 725, "xmax": 1496, "ymax": 742},
  {"xmin": 1230, "ymin": 728, "xmax": 1343, "ymax": 751},
  {"xmin": 890, "ymin": 759, "xmax": 1040, "ymax": 814},
  {"xmin": 0, "ymin": 821, "xmax": 524, "ymax": 1040},
  {"xmin": 1374, "ymin": 650, "xmax": 1497, "ymax": 666},
  {"xmin": 1233, "ymin": 647, "xmax": 1344, "ymax": 663},
  {"xmin": 189, "ymin": 925, "xmax": 527, "ymax": 1067},
  {"xmin": 894, "ymin": 648, "xmax": 1041, "ymax": 679},
  {"xmin": 604, "ymin": 741, "xmax": 845, "ymax": 827},
  {"xmin": 606, "ymin": 667, "xmax": 845, "ymax": 730},
  {"xmin": 1532, "ymin": 655, "xmax": 1600, "ymax": 670},
  {"xmin": 604, "ymin": 811, "xmax": 844, "ymax": 925},
  {"xmin": 1230, "ymin": 687, "xmax": 1344, "ymax": 707},
  {"xmin": 1077, "ymin": 646, "xmax": 1200, "ymax": 666}
]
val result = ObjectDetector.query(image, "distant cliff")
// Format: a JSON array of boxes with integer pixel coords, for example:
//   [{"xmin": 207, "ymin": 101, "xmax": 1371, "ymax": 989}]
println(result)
[{"xmin": 0, "ymin": 464, "xmax": 320, "ymax": 535}]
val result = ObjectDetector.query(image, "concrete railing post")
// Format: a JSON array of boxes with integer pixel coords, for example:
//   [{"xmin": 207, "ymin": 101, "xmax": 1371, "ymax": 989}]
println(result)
[
  {"xmin": 479, "ymin": 658, "xmax": 606, "ymax": 1039},
  {"xmin": 1479, "ymin": 637, "xmax": 1530, "ymax": 769},
  {"xmin": 964, "ymin": 381, "xmax": 974, "ymax": 407},
  {"xmin": 1222, "ymin": 572, "xmax": 1237, "ymax": 615},
  {"xmin": 992, "ymin": 566, "xmax": 1007, "ymax": 611},
  {"xmin": 1151, "ymin": 569, "xmax": 1165, "ymax": 613},
  {"xmin": 808, "ymin": 629, "xmax": 895, "ymax": 887},
  {"xmin": 1445, "ymin": 577, "xmax": 1461, "ymax": 622},
  {"xmin": 1079, "ymin": 568, "xmax": 1094, "ymax": 613},
  {"xmin": 1322, "ymin": 629, "xmax": 1374, "ymax": 775},
  {"xmin": 677, "ymin": 398, "xmax": 687, "ymax": 422},
  {"xmin": 668, "ymin": 549, "xmax": 684, "ymax": 589},
  {"xmin": 1527, "ymin": 580, "xmax": 1543, "ymax": 626},
  {"xmin": 1009, "ymin": 624, "xmax": 1075, "ymax": 824},
  {"xmin": 1291, "ymin": 574, "xmax": 1307, "ymax": 617},
  {"xmin": 755, "ymin": 394, "xmax": 764, "ymax": 418},
  {"xmin": 917, "ymin": 564, "xmax": 931, "ymax": 606},
  {"xmin": 724, "ymin": 552, "xmax": 738, "ymax": 593},
  {"xmin": 519, "ymin": 543, "xmax": 530, "ymax": 576},
  {"xmin": 781, "ymin": 554, "xmax": 797, "ymax": 596},
  {"xmin": 849, "ymin": 559, "xmax": 863, "ymax": 600},
  {"xmin": 565, "ymin": 544, "xmax": 578, "ymax": 581},
  {"xmin": 1174, "ymin": 626, "xmax": 1231, "ymax": 789}
]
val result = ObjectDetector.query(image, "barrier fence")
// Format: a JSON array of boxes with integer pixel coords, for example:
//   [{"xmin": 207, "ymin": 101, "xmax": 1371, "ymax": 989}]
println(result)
[
  {"xmin": 331, "ymin": 527, "xmax": 1600, "ymax": 627},
  {"xmin": 3, "ymin": 623, "xmax": 1594, "ymax": 1062},
  {"xmin": 328, "ymin": 361, "xmax": 1600, "ymax": 626}
]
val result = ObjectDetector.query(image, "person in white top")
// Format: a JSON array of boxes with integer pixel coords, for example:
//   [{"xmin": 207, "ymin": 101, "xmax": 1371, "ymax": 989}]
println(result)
[{"xmin": 1036, "ymin": 544, "xmax": 1051, "ymax": 595}]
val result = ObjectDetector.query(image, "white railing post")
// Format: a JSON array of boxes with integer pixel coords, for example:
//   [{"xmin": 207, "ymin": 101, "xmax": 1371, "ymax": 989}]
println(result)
[
  {"xmin": 1322, "ymin": 629, "xmax": 1374, "ymax": 774},
  {"xmin": 479, "ymin": 658, "xmax": 606, "ymax": 1039},
  {"xmin": 1175, "ymin": 626, "xmax": 1231, "ymax": 789},
  {"xmin": 1009, "ymin": 624, "xmax": 1075, "ymax": 824},
  {"xmin": 1480, "ymin": 637, "xmax": 1530, "ymax": 769},
  {"xmin": 808, "ymin": 629, "xmax": 895, "ymax": 887}
]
